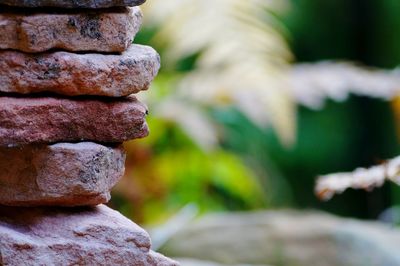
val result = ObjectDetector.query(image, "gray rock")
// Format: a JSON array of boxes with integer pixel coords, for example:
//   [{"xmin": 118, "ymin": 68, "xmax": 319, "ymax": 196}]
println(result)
[
  {"xmin": 0, "ymin": 44, "xmax": 160, "ymax": 97},
  {"xmin": 161, "ymin": 210, "xmax": 400, "ymax": 266},
  {"xmin": 0, "ymin": 142, "xmax": 125, "ymax": 207},
  {"xmin": 0, "ymin": 0, "xmax": 146, "ymax": 8},
  {"xmin": 0, "ymin": 7, "xmax": 142, "ymax": 53},
  {"xmin": 175, "ymin": 258, "xmax": 268, "ymax": 266},
  {"xmin": 0, "ymin": 95, "xmax": 149, "ymax": 146},
  {"xmin": 0, "ymin": 204, "xmax": 178, "ymax": 265}
]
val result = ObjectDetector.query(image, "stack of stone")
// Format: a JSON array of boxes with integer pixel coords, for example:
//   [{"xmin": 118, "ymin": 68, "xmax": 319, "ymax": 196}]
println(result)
[{"xmin": 0, "ymin": 0, "xmax": 177, "ymax": 265}]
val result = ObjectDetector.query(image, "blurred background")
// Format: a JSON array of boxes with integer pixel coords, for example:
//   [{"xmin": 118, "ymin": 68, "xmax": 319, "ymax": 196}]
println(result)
[{"xmin": 110, "ymin": 0, "xmax": 400, "ymax": 265}]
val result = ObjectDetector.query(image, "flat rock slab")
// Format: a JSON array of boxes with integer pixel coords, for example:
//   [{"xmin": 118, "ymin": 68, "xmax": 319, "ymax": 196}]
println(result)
[
  {"xmin": 0, "ymin": 142, "xmax": 125, "ymax": 207},
  {"xmin": 0, "ymin": 95, "xmax": 149, "ymax": 146},
  {"xmin": 0, "ymin": 205, "xmax": 178, "ymax": 265},
  {"xmin": 0, "ymin": 7, "xmax": 142, "ymax": 53},
  {"xmin": 0, "ymin": 0, "xmax": 146, "ymax": 8},
  {"xmin": 0, "ymin": 44, "xmax": 160, "ymax": 97}
]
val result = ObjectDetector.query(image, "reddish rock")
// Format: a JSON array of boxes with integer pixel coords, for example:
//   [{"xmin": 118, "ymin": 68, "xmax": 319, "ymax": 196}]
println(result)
[
  {"xmin": 0, "ymin": 205, "xmax": 178, "ymax": 265},
  {"xmin": 0, "ymin": 44, "xmax": 160, "ymax": 97},
  {"xmin": 0, "ymin": 7, "xmax": 142, "ymax": 53},
  {"xmin": 0, "ymin": 0, "xmax": 146, "ymax": 8},
  {"xmin": 0, "ymin": 142, "xmax": 125, "ymax": 207},
  {"xmin": 0, "ymin": 95, "xmax": 149, "ymax": 146}
]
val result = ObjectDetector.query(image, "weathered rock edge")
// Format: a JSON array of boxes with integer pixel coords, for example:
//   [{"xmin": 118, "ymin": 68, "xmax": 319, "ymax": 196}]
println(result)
[
  {"xmin": 0, "ymin": 44, "xmax": 160, "ymax": 97},
  {"xmin": 0, "ymin": 7, "xmax": 142, "ymax": 53},
  {"xmin": 0, "ymin": 0, "xmax": 146, "ymax": 8},
  {"xmin": 0, "ymin": 95, "xmax": 149, "ymax": 146},
  {"xmin": 0, "ymin": 142, "xmax": 125, "ymax": 207},
  {"xmin": 0, "ymin": 205, "xmax": 178, "ymax": 265}
]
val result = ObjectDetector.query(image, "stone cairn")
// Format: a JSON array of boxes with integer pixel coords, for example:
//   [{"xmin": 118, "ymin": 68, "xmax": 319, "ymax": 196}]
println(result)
[{"xmin": 0, "ymin": 0, "xmax": 178, "ymax": 265}]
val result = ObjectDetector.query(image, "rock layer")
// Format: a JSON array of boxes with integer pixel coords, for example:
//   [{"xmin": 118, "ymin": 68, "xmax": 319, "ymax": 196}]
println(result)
[
  {"xmin": 0, "ymin": 142, "xmax": 125, "ymax": 207},
  {"xmin": 0, "ymin": 0, "xmax": 146, "ymax": 8},
  {"xmin": 0, "ymin": 7, "xmax": 142, "ymax": 53},
  {"xmin": 0, "ymin": 205, "xmax": 178, "ymax": 265},
  {"xmin": 0, "ymin": 44, "xmax": 160, "ymax": 96},
  {"xmin": 0, "ymin": 95, "xmax": 149, "ymax": 146}
]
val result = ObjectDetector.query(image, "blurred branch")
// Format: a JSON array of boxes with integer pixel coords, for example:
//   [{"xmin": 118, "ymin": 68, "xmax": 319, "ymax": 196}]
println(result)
[
  {"xmin": 291, "ymin": 62, "xmax": 400, "ymax": 109},
  {"xmin": 316, "ymin": 157, "xmax": 400, "ymax": 201},
  {"xmin": 299, "ymin": 62, "xmax": 400, "ymax": 200}
]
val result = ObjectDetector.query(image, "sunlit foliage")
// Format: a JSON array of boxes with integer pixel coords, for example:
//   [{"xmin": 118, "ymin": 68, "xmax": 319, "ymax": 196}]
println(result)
[
  {"xmin": 110, "ymin": 0, "xmax": 296, "ymax": 224},
  {"xmin": 141, "ymin": 0, "xmax": 296, "ymax": 146}
]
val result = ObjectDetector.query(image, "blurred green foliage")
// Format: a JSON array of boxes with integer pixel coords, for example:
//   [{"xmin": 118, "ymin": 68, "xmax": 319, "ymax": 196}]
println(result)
[
  {"xmin": 282, "ymin": 0, "xmax": 400, "ymax": 218},
  {"xmin": 111, "ymin": 0, "xmax": 400, "ymax": 224},
  {"xmin": 284, "ymin": 0, "xmax": 400, "ymax": 67},
  {"xmin": 112, "ymin": 116, "xmax": 265, "ymax": 225}
]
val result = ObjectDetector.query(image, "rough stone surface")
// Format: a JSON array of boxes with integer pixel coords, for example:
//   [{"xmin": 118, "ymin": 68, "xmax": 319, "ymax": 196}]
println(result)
[
  {"xmin": 0, "ymin": 44, "xmax": 160, "ymax": 97},
  {"xmin": 0, "ymin": 7, "xmax": 142, "ymax": 53},
  {"xmin": 0, "ymin": 95, "xmax": 149, "ymax": 146},
  {"xmin": 0, "ymin": 204, "xmax": 178, "ymax": 265},
  {"xmin": 0, "ymin": 142, "xmax": 125, "ymax": 207},
  {"xmin": 162, "ymin": 210, "xmax": 400, "ymax": 266},
  {"xmin": 0, "ymin": 0, "xmax": 146, "ymax": 8}
]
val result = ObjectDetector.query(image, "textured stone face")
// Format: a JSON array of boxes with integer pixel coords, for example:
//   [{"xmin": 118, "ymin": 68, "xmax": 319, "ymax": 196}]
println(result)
[
  {"xmin": 0, "ymin": 0, "xmax": 146, "ymax": 8},
  {"xmin": 0, "ymin": 44, "xmax": 160, "ymax": 97},
  {"xmin": 0, "ymin": 142, "xmax": 125, "ymax": 207},
  {"xmin": 0, "ymin": 205, "xmax": 178, "ymax": 265},
  {"xmin": 0, "ymin": 7, "xmax": 142, "ymax": 53},
  {"xmin": 0, "ymin": 95, "xmax": 149, "ymax": 146}
]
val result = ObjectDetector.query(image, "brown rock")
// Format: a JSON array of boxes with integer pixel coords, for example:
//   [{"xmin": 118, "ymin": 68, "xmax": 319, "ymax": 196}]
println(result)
[
  {"xmin": 0, "ymin": 44, "xmax": 160, "ymax": 97},
  {"xmin": 0, "ymin": 0, "xmax": 146, "ymax": 8},
  {"xmin": 0, "ymin": 7, "xmax": 142, "ymax": 53},
  {"xmin": 0, "ymin": 205, "xmax": 178, "ymax": 265},
  {"xmin": 0, "ymin": 142, "xmax": 125, "ymax": 207},
  {"xmin": 0, "ymin": 95, "xmax": 149, "ymax": 146}
]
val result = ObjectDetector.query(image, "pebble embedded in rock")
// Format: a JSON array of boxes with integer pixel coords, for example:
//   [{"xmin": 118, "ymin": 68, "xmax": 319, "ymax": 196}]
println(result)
[
  {"xmin": 0, "ymin": 44, "xmax": 160, "ymax": 97},
  {"xmin": 0, "ymin": 95, "xmax": 149, "ymax": 146},
  {"xmin": 0, "ymin": 7, "xmax": 142, "ymax": 53}
]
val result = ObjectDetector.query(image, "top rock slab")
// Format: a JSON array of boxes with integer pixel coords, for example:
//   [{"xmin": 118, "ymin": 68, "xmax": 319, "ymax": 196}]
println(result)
[
  {"xmin": 0, "ymin": 0, "xmax": 146, "ymax": 8},
  {"xmin": 0, "ymin": 7, "xmax": 142, "ymax": 53}
]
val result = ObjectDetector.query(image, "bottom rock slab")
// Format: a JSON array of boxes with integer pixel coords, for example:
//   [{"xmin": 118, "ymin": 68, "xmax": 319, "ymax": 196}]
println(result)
[
  {"xmin": 0, "ymin": 142, "xmax": 125, "ymax": 207},
  {"xmin": 0, "ymin": 205, "xmax": 178, "ymax": 266}
]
